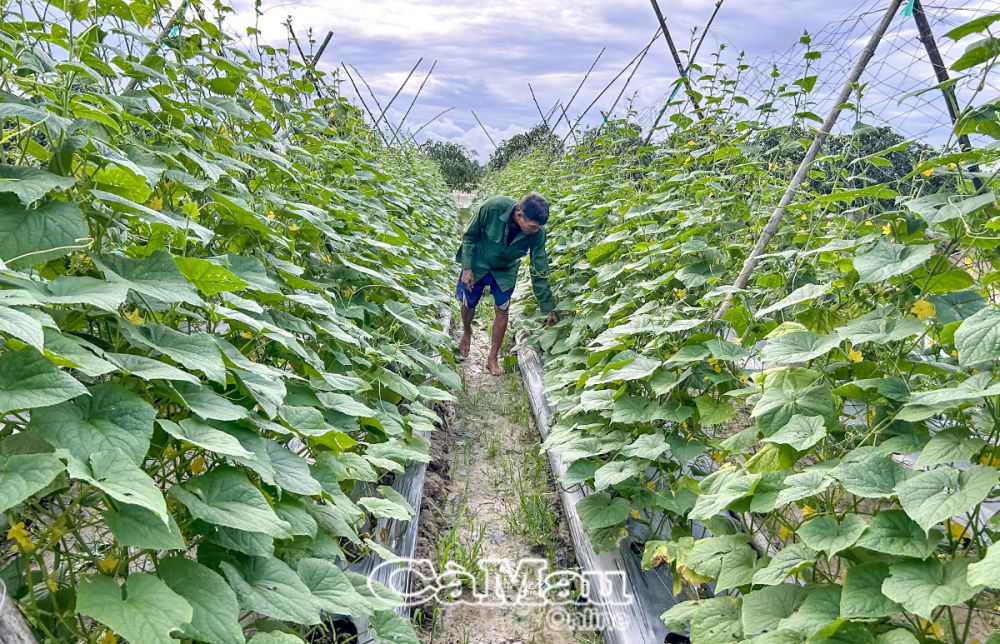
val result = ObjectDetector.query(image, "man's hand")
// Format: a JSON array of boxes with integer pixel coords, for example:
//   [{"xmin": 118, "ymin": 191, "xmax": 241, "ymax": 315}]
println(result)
[
  {"xmin": 546, "ymin": 312, "xmax": 559, "ymax": 326},
  {"xmin": 461, "ymin": 269, "xmax": 474, "ymax": 290}
]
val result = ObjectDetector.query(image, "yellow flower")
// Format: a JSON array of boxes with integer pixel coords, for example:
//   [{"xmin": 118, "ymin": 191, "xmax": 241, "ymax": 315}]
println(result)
[
  {"xmin": 921, "ymin": 168, "xmax": 934, "ymax": 177},
  {"xmin": 910, "ymin": 299, "xmax": 936, "ymax": 321},
  {"xmin": 779, "ymin": 525, "xmax": 792, "ymax": 540},
  {"xmin": 162, "ymin": 444, "xmax": 178, "ymax": 459},
  {"xmin": 673, "ymin": 288, "xmax": 687, "ymax": 298},
  {"xmin": 945, "ymin": 520, "xmax": 968, "ymax": 542},
  {"xmin": 964, "ymin": 256, "xmax": 973, "ymax": 266},
  {"xmin": 98, "ymin": 554, "xmax": 119, "ymax": 575},
  {"xmin": 190, "ymin": 456, "xmax": 207, "ymax": 475},
  {"xmin": 799, "ymin": 214, "xmax": 807, "ymax": 221},
  {"xmin": 645, "ymin": 480, "xmax": 656, "ymax": 490},
  {"xmin": 687, "ymin": 140, "xmax": 696, "ymax": 146},
  {"xmin": 147, "ymin": 195, "xmax": 163, "ymax": 211},
  {"xmin": 125, "ymin": 308, "xmax": 144, "ymax": 325},
  {"xmin": 881, "ymin": 223, "xmax": 891, "ymax": 235},
  {"xmin": 266, "ymin": 210, "xmax": 276, "ymax": 220},
  {"xmin": 45, "ymin": 573, "xmax": 58, "ymax": 593},
  {"xmin": 951, "ymin": 349, "xmax": 958, "ymax": 358},
  {"xmin": 711, "ymin": 451, "xmax": 724, "ymax": 463},
  {"xmin": 97, "ymin": 630, "xmax": 118, "ymax": 644},
  {"xmin": 847, "ymin": 349, "xmax": 863, "ymax": 363},
  {"xmin": 288, "ymin": 222, "xmax": 300, "ymax": 232},
  {"xmin": 630, "ymin": 509, "xmax": 641, "ymax": 520},
  {"xmin": 239, "ymin": 330, "xmax": 253, "ymax": 339},
  {"xmin": 802, "ymin": 505, "xmax": 815, "ymax": 517},
  {"xmin": 6, "ymin": 522, "xmax": 34, "ymax": 553},
  {"xmin": 979, "ymin": 452, "xmax": 1000, "ymax": 467}
]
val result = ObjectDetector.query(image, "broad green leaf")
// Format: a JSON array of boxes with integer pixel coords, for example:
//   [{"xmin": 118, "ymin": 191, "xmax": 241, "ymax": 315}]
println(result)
[
  {"xmin": 621, "ymin": 433, "xmax": 670, "ymax": 460},
  {"xmin": 157, "ymin": 418, "xmax": 253, "ymax": 459},
  {"xmin": 762, "ymin": 331, "xmax": 840, "ymax": 364},
  {"xmin": 882, "ymin": 558, "xmax": 983, "ymax": 619},
  {"xmin": 219, "ymin": 556, "xmax": 321, "ymax": 625},
  {"xmin": 576, "ymin": 492, "xmax": 630, "ymax": 530},
  {"xmin": 124, "ymin": 323, "xmax": 227, "ymax": 384},
  {"xmin": 0, "ymin": 347, "xmax": 87, "ymax": 413},
  {"xmin": 358, "ymin": 495, "xmax": 414, "ymax": 520},
  {"xmin": 370, "ymin": 609, "xmax": 421, "ymax": 644},
  {"xmin": 103, "ymin": 503, "xmax": 185, "ymax": 550},
  {"xmin": 298, "ymin": 557, "xmax": 372, "ymax": 617},
  {"xmin": 0, "ymin": 452, "xmax": 65, "ymax": 513},
  {"xmin": 898, "ymin": 374, "xmax": 1000, "ymax": 421},
  {"xmin": 915, "ymin": 427, "xmax": 987, "ymax": 467},
  {"xmin": 249, "ymin": 634, "xmax": 305, "ymax": 644},
  {"xmin": 945, "ymin": 13, "xmax": 1000, "ymax": 40},
  {"xmin": 706, "ymin": 338, "xmax": 749, "ymax": 362},
  {"xmin": 797, "ymin": 514, "xmax": 866, "ymax": 556},
  {"xmin": 841, "ymin": 562, "xmax": 900, "ymax": 619},
  {"xmin": 716, "ymin": 543, "xmax": 760, "ymax": 591},
  {"xmin": 854, "ymin": 509, "xmax": 941, "ymax": 559},
  {"xmin": 171, "ymin": 382, "xmax": 249, "ymax": 421},
  {"xmin": 31, "ymin": 382, "xmax": 155, "ymax": 465},
  {"xmin": 894, "ymin": 465, "xmax": 998, "ymax": 532},
  {"xmin": 42, "ymin": 329, "xmax": 115, "ymax": 377},
  {"xmin": 0, "ymin": 165, "xmax": 75, "ymax": 205},
  {"xmin": 954, "ymin": 306, "xmax": 1000, "ymax": 366},
  {"xmin": 65, "ymin": 449, "xmax": 168, "ymax": 521},
  {"xmin": 593, "ymin": 460, "xmax": 641, "ymax": 490},
  {"xmin": 832, "ymin": 450, "xmax": 911, "ymax": 498},
  {"xmin": 106, "ymin": 352, "xmax": 201, "ymax": 384},
  {"xmin": 752, "ymin": 543, "xmax": 816, "ymax": 586},
  {"xmin": 94, "ymin": 250, "xmax": 204, "ymax": 307},
  {"xmin": 175, "ymin": 256, "xmax": 248, "ymax": 295},
  {"xmin": 35, "ymin": 275, "xmax": 131, "ymax": 311},
  {"xmin": 695, "ymin": 395, "xmax": 737, "ymax": 426},
  {"xmin": 752, "ymin": 368, "xmax": 835, "ymax": 436},
  {"xmin": 76, "ymin": 574, "xmax": 193, "ymax": 644},
  {"xmin": 836, "ymin": 315, "xmax": 924, "ymax": 345},
  {"xmin": 690, "ymin": 467, "xmax": 760, "ymax": 521},
  {"xmin": 951, "ymin": 36, "xmax": 1000, "ymax": 71},
  {"xmin": 0, "ymin": 197, "xmax": 88, "ymax": 268},
  {"xmin": 763, "ymin": 414, "xmax": 827, "ymax": 451},
  {"xmin": 168, "ymin": 467, "xmax": 290, "ymax": 537},
  {"xmin": 755, "ymin": 283, "xmax": 830, "ymax": 319},
  {"xmin": 264, "ymin": 441, "xmax": 322, "ymax": 495},
  {"xmin": 967, "ymin": 546, "xmax": 1000, "ymax": 588},
  {"xmin": 854, "ymin": 240, "xmax": 934, "ymax": 284},
  {"xmin": 159, "ymin": 557, "xmax": 244, "ymax": 644},
  {"xmin": 742, "ymin": 584, "xmax": 806, "ymax": 635},
  {"xmin": 0, "ymin": 305, "xmax": 43, "ymax": 349}
]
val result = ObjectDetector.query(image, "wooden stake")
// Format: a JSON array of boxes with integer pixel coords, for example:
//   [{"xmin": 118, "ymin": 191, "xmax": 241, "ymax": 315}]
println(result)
[
  {"xmin": 374, "ymin": 58, "xmax": 423, "ymax": 137},
  {"xmin": 0, "ymin": 583, "xmax": 36, "ymax": 644},
  {"xmin": 342, "ymin": 63, "xmax": 385, "ymax": 140},
  {"xmin": 395, "ymin": 60, "xmax": 437, "ymax": 140},
  {"xmin": 649, "ymin": 0, "xmax": 706, "ymax": 120},
  {"xmin": 311, "ymin": 30, "xmax": 333, "ymax": 68},
  {"xmin": 528, "ymin": 83, "xmax": 551, "ymax": 130},
  {"xmin": 911, "ymin": 0, "xmax": 984, "ymax": 191},
  {"xmin": 350, "ymin": 64, "xmax": 402, "ymax": 145},
  {"xmin": 471, "ymin": 110, "xmax": 497, "ymax": 148},
  {"xmin": 410, "ymin": 106, "xmax": 454, "ymax": 140},
  {"xmin": 643, "ymin": 0, "xmax": 724, "ymax": 146},
  {"xmin": 715, "ymin": 0, "xmax": 903, "ymax": 320}
]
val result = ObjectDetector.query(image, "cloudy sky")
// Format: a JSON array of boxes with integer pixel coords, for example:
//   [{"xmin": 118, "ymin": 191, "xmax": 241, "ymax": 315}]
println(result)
[{"xmin": 226, "ymin": 0, "xmax": 997, "ymax": 161}]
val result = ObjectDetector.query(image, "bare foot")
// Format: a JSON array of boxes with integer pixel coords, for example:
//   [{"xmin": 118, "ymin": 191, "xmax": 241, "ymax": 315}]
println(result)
[
  {"xmin": 459, "ymin": 332, "xmax": 471, "ymax": 357},
  {"xmin": 486, "ymin": 355, "xmax": 503, "ymax": 376}
]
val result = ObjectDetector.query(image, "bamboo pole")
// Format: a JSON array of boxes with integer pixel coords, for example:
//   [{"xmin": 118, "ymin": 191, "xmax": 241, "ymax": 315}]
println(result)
[
  {"xmin": 0, "ymin": 582, "xmax": 37, "ymax": 644},
  {"xmin": 642, "ymin": 0, "xmax": 724, "ymax": 146},
  {"xmin": 911, "ymin": 0, "xmax": 984, "ymax": 191},
  {"xmin": 394, "ymin": 60, "xmax": 437, "ymax": 140},
  {"xmin": 374, "ymin": 58, "xmax": 423, "ymax": 139},
  {"xmin": 410, "ymin": 106, "xmax": 454, "ymax": 140},
  {"xmin": 471, "ymin": 110, "xmax": 497, "ymax": 148},
  {"xmin": 714, "ymin": 0, "xmax": 903, "ymax": 320},
  {"xmin": 341, "ymin": 64, "xmax": 385, "ymax": 140},
  {"xmin": 528, "ymin": 83, "xmax": 551, "ymax": 130},
  {"xmin": 597, "ymin": 34, "xmax": 657, "ymax": 132},
  {"xmin": 562, "ymin": 31, "xmax": 660, "ymax": 146},
  {"xmin": 648, "ymin": 0, "xmax": 706, "ymax": 121},
  {"xmin": 311, "ymin": 30, "xmax": 333, "ymax": 68},
  {"xmin": 350, "ymin": 64, "xmax": 402, "ymax": 145}
]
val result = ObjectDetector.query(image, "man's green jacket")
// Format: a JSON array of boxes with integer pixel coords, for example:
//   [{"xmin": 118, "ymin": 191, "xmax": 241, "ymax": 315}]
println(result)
[{"xmin": 455, "ymin": 195, "xmax": 556, "ymax": 313}]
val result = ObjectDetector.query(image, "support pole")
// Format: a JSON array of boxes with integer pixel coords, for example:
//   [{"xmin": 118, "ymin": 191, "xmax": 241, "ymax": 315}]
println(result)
[
  {"xmin": 643, "ymin": 0, "xmax": 723, "ymax": 146},
  {"xmin": 311, "ymin": 30, "xmax": 333, "ymax": 68},
  {"xmin": 124, "ymin": 0, "xmax": 190, "ymax": 92},
  {"xmin": 1, "ymin": 582, "xmax": 36, "ymax": 644},
  {"xmin": 394, "ymin": 60, "xmax": 437, "ymax": 140},
  {"xmin": 410, "ymin": 106, "xmax": 454, "ymax": 140},
  {"xmin": 649, "ymin": 0, "xmax": 706, "ymax": 121},
  {"xmin": 374, "ymin": 58, "xmax": 423, "ymax": 139},
  {"xmin": 528, "ymin": 83, "xmax": 551, "ymax": 130},
  {"xmin": 342, "ymin": 64, "xmax": 385, "ymax": 140},
  {"xmin": 911, "ymin": 0, "xmax": 983, "ymax": 191},
  {"xmin": 471, "ymin": 110, "xmax": 498, "ymax": 148},
  {"xmin": 714, "ymin": 0, "xmax": 902, "ymax": 320},
  {"xmin": 350, "ymin": 64, "xmax": 402, "ymax": 145},
  {"xmin": 597, "ymin": 35, "xmax": 656, "ymax": 133}
]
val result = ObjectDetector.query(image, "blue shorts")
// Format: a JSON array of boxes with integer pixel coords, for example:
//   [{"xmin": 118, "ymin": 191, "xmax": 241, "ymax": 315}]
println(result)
[{"xmin": 456, "ymin": 272, "xmax": 514, "ymax": 311}]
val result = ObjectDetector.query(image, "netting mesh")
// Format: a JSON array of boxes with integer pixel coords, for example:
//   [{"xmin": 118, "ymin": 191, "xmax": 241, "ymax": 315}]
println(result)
[{"xmin": 635, "ymin": 1, "xmax": 999, "ymax": 148}]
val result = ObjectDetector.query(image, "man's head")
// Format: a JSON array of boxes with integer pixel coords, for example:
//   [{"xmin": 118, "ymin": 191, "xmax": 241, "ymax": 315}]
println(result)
[{"xmin": 513, "ymin": 193, "xmax": 549, "ymax": 235}]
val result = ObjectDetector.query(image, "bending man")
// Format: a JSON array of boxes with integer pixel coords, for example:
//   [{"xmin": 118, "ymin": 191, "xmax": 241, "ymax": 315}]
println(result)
[{"xmin": 455, "ymin": 193, "xmax": 558, "ymax": 375}]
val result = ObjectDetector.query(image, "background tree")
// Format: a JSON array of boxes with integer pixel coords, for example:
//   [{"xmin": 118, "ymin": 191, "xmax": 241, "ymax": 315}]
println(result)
[
  {"xmin": 419, "ymin": 140, "xmax": 482, "ymax": 191},
  {"xmin": 486, "ymin": 124, "xmax": 563, "ymax": 172}
]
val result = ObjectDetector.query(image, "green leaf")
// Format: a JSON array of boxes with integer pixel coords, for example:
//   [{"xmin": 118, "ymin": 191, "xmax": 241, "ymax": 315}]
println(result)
[
  {"xmin": 103, "ymin": 503, "xmax": 185, "ymax": 550},
  {"xmin": 945, "ymin": 13, "xmax": 1000, "ymax": 40},
  {"xmin": 621, "ymin": 433, "xmax": 670, "ymax": 460},
  {"xmin": 157, "ymin": 418, "xmax": 253, "ymax": 459},
  {"xmin": 265, "ymin": 442, "xmax": 323, "ymax": 495},
  {"xmin": 76, "ymin": 574, "xmax": 193, "ymax": 644},
  {"xmin": 763, "ymin": 414, "xmax": 827, "ymax": 451},
  {"xmin": 42, "ymin": 329, "xmax": 115, "ymax": 377},
  {"xmin": 968, "ymin": 546, "xmax": 1000, "ymax": 588},
  {"xmin": 124, "ymin": 323, "xmax": 227, "ymax": 384},
  {"xmin": 249, "ymin": 633, "xmax": 305, "ymax": 644},
  {"xmin": 0, "ymin": 305, "xmax": 43, "ymax": 349},
  {"xmin": 298, "ymin": 557, "xmax": 372, "ymax": 617},
  {"xmin": 159, "ymin": 557, "xmax": 244, "ymax": 644},
  {"xmin": 776, "ymin": 584, "xmax": 841, "ymax": 638},
  {"xmin": 762, "ymin": 331, "xmax": 840, "ymax": 364},
  {"xmin": 894, "ymin": 465, "xmax": 998, "ymax": 532},
  {"xmin": 755, "ymin": 283, "xmax": 830, "ymax": 319},
  {"xmin": 370, "ymin": 609, "xmax": 421, "ymax": 644},
  {"xmin": 840, "ymin": 563, "xmax": 901, "ymax": 619},
  {"xmin": 752, "ymin": 543, "xmax": 816, "ymax": 586},
  {"xmin": 576, "ymin": 492, "xmax": 630, "ymax": 530},
  {"xmin": 742, "ymin": 584, "xmax": 806, "ymax": 635},
  {"xmin": 797, "ymin": 514, "xmax": 866, "ymax": 556},
  {"xmin": 915, "ymin": 427, "xmax": 987, "ymax": 467},
  {"xmin": 65, "ymin": 449, "xmax": 168, "ymax": 521},
  {"xmin": 882, "ymin": 558, "xmax": 983, "ymax": 619},
  {"xmin": 854, "ymin": 509, "xmax": 942, "ymax": 559},
  {"xmin": 219, "ymin": 555, "xmax": 321, "ymax": 624},
  {"xmin": 0, "ymin": 197, "xmax": 88, "ymax": 268},
  {"xmin": 832, "ymin": 450, "xmax": 911, "ymax": 499},
  {"xmin": 854, "ymin": 240, "xmax": 934, "ymax": 284},
  {"xmin": 94, "ymin": 250, "xmax": 204, "ymax": 307},
  {"xmin": 752, "ymin": 368, "xmax": 835, "ymax": 436},
  {"xmin": 836, "ymin": 315, "xmax": 924, "ymax": 345},
  {"xmin": 175, "ymin": 256, "xmax": 248, "ymax": 295},
  {"xmin": 31, "ymin": 382, "xmax": 155, "ymax": 465},
  {"xmin": 168, "ymin": 467, "xmax": 290, "ymax": 537},
  {"xmin": 171, "ymin": 382, "xmax": 249, "ymax": 421},
  {"xmin": 0, "ymin": 165, "xmax": 75, "ymax": 205},
  {"xmin": 898, "ymin": 374, "xmax": 1000, "ymax": 421},
  {"xmin": 951, "ymin": 36, "xmax": 1000, "ymax": 71},
  {"xmin": 0, "ymin": 347, "xmax": 87, "ymax": 413},
  {"xmin": 593, "ymin": 460, "xmax": 641, "ymax": 490},
  {"xmin": 691, "ymin": 467, "xmax": 760, "ymax": 521},
  {"xmin": 107, "ymin": 352, "xmax": 201, "ymax": 384},
  {"xmin": 954, "ymin": 306, "xmax": 1000, "ymax": 366},
  {"xmin": 695, "ymin": 395, "xmax": 737, "ymax": 425},
  {"xmin": 0, "ymin": 452, "xmax": 65, "ymax": 513}
]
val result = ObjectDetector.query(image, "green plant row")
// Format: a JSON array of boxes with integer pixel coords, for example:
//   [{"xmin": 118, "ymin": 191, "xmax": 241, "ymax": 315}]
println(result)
[
  {"xmin": 483, "ymin": 19, "xmax": 1000, "ymax": 644},
  {"xmin": 0, "ymin": 1, "xmax": 458, "ymax": 642}
]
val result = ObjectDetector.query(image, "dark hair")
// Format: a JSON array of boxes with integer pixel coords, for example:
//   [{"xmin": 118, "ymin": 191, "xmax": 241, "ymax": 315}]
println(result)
[{"xmin": 519, "ymin": 193, "xmax": 550, "ymax": 224}]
